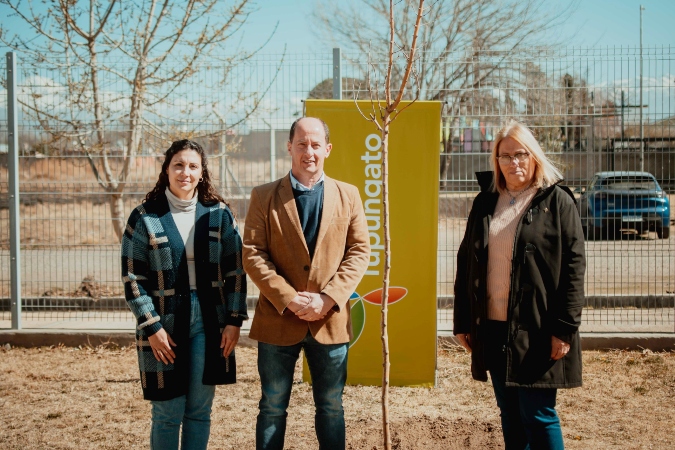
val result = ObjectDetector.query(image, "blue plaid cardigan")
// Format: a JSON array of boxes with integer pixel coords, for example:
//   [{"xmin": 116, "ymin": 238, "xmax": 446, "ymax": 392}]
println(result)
[{"xmin": 121, "ymin": 194, "xmax": 248, "ymax": 401}]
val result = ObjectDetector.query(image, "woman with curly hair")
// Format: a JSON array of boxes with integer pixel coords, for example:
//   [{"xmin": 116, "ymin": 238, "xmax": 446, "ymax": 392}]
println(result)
[{"xmin": 122, "ymin": 139, "xmax": 247, "ymax": 449}]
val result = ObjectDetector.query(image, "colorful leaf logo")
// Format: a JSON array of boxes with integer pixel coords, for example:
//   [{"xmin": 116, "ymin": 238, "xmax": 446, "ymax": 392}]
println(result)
[
  {"xmin": 348, "ymin": 287, "xmax": 408, "ymax": 348},
  {"xmin": 349, "ymin": 292, "xmax": 365, "ymax": 348},
  {"xmin": 361, "ymin": 287, "xmax": 408, "ymax": 305}
]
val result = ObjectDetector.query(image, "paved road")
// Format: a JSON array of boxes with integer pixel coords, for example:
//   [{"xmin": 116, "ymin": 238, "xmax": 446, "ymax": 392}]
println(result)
[
  {"xmin": 2, "ymin": 226, "xmax": 674, "ymax": 298},
  {"xmin": 2, "ymin": 308, "xmax": 672, "ymax": 333},
  {"xmin": 438, "ymin": 218, "xmax": 675, "ymax": 297}
]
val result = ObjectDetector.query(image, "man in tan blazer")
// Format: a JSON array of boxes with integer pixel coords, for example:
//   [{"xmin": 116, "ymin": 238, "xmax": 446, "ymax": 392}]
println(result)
[{"xmin": 243, "ymin": 117, "xmax": 370, "ymax": 450}]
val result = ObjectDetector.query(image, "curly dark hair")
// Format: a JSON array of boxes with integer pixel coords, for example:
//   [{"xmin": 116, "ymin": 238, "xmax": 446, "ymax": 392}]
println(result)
[{"xmin": 145, "ymin": 139, "xmax": 227, "ymax": 206}]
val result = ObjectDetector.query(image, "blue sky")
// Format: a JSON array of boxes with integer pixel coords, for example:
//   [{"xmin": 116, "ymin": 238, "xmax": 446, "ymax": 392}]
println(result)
[
  {"xmin": 1, "ymin": 1, "xmax": 673, "ymax": 125},
  {"xmin": 553, "ymin": 0, "xmax": 675, "ymax": 47},
  {"xmin": 242, "ymin": 0, "xmax": 674, "ymax": 53},
  {"xmin": 2, "ymin": 1, "xmax": 673, "ymax": 54}
]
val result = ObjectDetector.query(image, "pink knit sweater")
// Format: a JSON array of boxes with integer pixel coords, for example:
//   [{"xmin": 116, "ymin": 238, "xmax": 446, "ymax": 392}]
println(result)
[{"xmin": 486, "ymin": 186, "xmax": 537, "ymax": 321}]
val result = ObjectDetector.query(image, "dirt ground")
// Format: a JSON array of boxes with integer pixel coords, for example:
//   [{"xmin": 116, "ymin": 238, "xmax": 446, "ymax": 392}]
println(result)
[{"xmin": 1, "ymin": 343, "xmax": 674, "ymax": 450}]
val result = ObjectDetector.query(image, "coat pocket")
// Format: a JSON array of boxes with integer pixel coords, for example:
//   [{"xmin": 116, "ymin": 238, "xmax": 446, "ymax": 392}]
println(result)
[
  {"xmin": 515, "ymin": 284, "xmax": 542, "ymax": 330},
  {"xmin": 512, "ymin": 328, "xmax": 555, "ymax": 384}
]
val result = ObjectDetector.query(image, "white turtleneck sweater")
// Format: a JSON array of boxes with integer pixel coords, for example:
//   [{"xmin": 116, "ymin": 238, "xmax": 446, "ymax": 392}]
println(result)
[{"xmin": 165, "ymin": 187, "xmax": 198, "ymax": 290}]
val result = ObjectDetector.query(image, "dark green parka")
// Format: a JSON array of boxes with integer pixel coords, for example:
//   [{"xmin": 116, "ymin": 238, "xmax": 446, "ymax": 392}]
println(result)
[{"xmin": 453, "ymin": 172, "xmax": 586, "ymax": 388}]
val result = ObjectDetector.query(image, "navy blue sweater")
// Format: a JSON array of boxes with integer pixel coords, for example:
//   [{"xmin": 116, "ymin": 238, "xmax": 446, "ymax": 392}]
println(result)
[{"xmin": 292, "ymin": 183, "xmax": 324, "ymax": 259}]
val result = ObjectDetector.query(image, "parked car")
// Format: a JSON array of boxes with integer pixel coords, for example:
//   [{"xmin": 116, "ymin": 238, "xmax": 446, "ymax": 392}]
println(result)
[{"xmin": 578, "ymin": 171, "xmax": 671, "ymax": 240}]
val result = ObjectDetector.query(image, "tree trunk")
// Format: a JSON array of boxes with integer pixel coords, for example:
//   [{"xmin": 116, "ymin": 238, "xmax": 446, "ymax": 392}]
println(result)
[
  {"xmin": 109, "ymin": 63, "xmax": 146, "ymax": 243},
  {"xmin": 110, "ymin": 192, "xmax": 126, "ymax": 243},
  {"xmin": 440, "ymin": 117, "xmax": 449, "ymax": 191},
  {"xmin": 375, "ymin": 3, "xmax": 424, "ymax": 448},
  {"xmin": 380, "ymin": 113, "xmax": 392, "ymax": 450}
]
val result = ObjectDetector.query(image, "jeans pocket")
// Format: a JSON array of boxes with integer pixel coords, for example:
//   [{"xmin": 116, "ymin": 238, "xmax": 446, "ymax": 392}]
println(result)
[{"xmin": 190, "ymin": 291, "xmax": 204, "ymax": 336}]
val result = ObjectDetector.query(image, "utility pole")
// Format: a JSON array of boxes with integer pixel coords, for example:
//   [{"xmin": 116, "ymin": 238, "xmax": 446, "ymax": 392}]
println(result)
[
  {"xmin": 621, "ymin": 90, "xmax": 625, "ymax": 142},
  {"xmin": 590, "ymin": 92, "xmax": 595, "ymax": 153},
  {"xmin": 617, "ymin": 91, "xmax": 643, "ymax": 171},
  {"xmin": 619, "ymin": 91, "xmax": 643, "ymax": 145},
  {"xmin": 639, "ymin": 5, "xmax": 645, "ymax": 171},
  {"xmin": 262, "ymin": 118, "xmax": 276, "ymax": 182}
]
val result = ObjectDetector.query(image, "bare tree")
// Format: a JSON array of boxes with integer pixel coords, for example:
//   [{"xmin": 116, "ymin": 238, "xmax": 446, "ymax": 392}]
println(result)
[
  {"xmin": 0, "ymin": 0, "xmax": 273, "ymax": 241},
  {"xmin": 316, "ymin": 0, "xmax": 578, "ymax": 187},
  {"xmin": 354, "ymin": 1, "xmax": 425, "ymax": 448}
]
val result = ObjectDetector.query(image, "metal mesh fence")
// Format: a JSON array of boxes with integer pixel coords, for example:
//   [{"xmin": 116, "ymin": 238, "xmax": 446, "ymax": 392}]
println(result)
[
  {"xmin": 0, "ymin": 47, "xmax": 673, "ymax": 332},
  {"xmin": 433, "ymin": 47, "xmax": 675, "ymax": 332}
]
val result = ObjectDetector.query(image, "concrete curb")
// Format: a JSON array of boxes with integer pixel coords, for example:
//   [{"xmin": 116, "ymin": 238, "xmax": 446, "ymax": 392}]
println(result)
[
  {"xmin": 3, "ymin": 295, "xmax": 673, "ymax": 310},
  {"xmin": 1, "ymin": 330, "xmax": 674, "ymax": 352},
  {"xmin": 436, "ymin": 295, "xmax": 675, "ymax": 309}
]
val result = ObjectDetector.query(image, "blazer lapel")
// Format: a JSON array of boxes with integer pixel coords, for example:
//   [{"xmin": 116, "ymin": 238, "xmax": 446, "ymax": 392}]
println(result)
[
  {"xmin": 314, "ymin": 176, "xmax": 337, "ymax": 256},
  {"xmin": 278, "ymin": 174, "xmax": 310, "ymax": 256}
]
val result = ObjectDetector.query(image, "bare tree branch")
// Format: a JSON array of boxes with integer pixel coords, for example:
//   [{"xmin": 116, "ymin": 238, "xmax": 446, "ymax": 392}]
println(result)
[
  {"xmin": 0, "ymin": 0, "xmax": 275, "ymax": 242},
  {"xmin": 388, "ymin": 0, "xmax": 423, "ymax": 111},
  {"xmin": 353, "ymin": 2, "xmax": 426, "ymax": 449}
]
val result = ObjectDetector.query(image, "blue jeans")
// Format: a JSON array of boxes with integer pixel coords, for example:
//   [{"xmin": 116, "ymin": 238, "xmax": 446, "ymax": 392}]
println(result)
[
  {"xmin": 150, "ymin": 291, "xmax": 216, "ymax": 450},
  {"xmin": 256, "ymin": 332, "xmax": 349, "ymax": 450},
  {"xmin": 484, "ymin": 320, "xmax": 565, "ymax": 450}
]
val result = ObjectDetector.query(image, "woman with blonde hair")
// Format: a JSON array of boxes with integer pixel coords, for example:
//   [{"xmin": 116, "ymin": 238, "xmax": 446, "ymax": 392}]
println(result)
[{"xmin": 454, "ymin": 120, "xmax": 585, "ymax": 449}]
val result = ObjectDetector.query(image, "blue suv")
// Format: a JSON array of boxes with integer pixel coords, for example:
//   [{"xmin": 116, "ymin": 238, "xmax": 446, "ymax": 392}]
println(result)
[{"xmin": 578, "ymin": 171, "xmax": 671, "ymax": 240}]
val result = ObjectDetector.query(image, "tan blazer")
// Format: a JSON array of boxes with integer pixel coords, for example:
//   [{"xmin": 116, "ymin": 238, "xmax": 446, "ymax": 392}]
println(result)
[{"xmin": 243, "ymin": 174, "xmax": 370, "ymax": 345}]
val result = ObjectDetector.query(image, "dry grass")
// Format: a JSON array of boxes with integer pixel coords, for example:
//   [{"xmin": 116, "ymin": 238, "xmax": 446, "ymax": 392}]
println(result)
[{"xmin": 0, "ymin": 343, "xmax": 673, "ymax": 449}]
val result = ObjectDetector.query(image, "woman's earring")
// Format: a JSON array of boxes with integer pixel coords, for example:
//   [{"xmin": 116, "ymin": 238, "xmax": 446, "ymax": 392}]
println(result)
[{"xmin": 199, "ymin": 177, "xmax": 204, "ymax": 183}]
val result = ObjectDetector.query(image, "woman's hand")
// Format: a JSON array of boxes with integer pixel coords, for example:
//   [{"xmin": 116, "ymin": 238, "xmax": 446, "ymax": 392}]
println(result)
[
  {"xmin": 220, "ymin": 325, "xmax": 241, "ymax": 358},
  {"xmin": 148, "ymin": 328, "xmax": 177, "ymax": 364},
  {"xmin": 455, "ymin": 333, "xmax": 472, "ymax": 352},
  {"xmin": 550, "ymin": 336, "xmax": 570, "ymax": 360}
]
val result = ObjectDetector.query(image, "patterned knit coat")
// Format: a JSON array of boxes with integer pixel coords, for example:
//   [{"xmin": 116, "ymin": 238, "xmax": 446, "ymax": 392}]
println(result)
[{"xmin": 121, "ymin": 193, "xmax": 248, "ymax": 401}]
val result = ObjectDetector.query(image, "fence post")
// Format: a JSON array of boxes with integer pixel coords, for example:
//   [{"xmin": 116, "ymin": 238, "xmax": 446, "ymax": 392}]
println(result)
[
  {"xmin": 6, "ymin": 52, "xmax": 21, "ymax": 330},
  {"xmin": 221, "ymin": 134, "xmax": 229, "ymax": 194},
  {"xmin": 269, "ymin": 121, "xmax": 276, "ymax": 181},
  {"xmin": 262, "ymin": 118, "xmax": 276, "ymax": 182},
  {"xmin": 333, "ymin": 48, "xmax": 342, "ymax": 100}
]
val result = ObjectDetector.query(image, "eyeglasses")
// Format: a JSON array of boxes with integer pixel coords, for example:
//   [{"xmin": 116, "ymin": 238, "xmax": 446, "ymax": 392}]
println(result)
[{"xmin": 497, "ymin": 152, "xmax": 530, "ymax": 165}]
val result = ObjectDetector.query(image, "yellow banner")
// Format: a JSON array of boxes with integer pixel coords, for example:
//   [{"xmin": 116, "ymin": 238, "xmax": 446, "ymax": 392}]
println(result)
[{"xmin": 305, "ymin": 100, "xmax": 440, "ymax": 387}]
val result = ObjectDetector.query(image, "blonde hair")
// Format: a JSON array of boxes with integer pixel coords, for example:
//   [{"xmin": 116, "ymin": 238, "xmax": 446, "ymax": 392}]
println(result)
[{"xmin": 490, "ymin": 120, "xmax": 563, "ymax": 194}]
